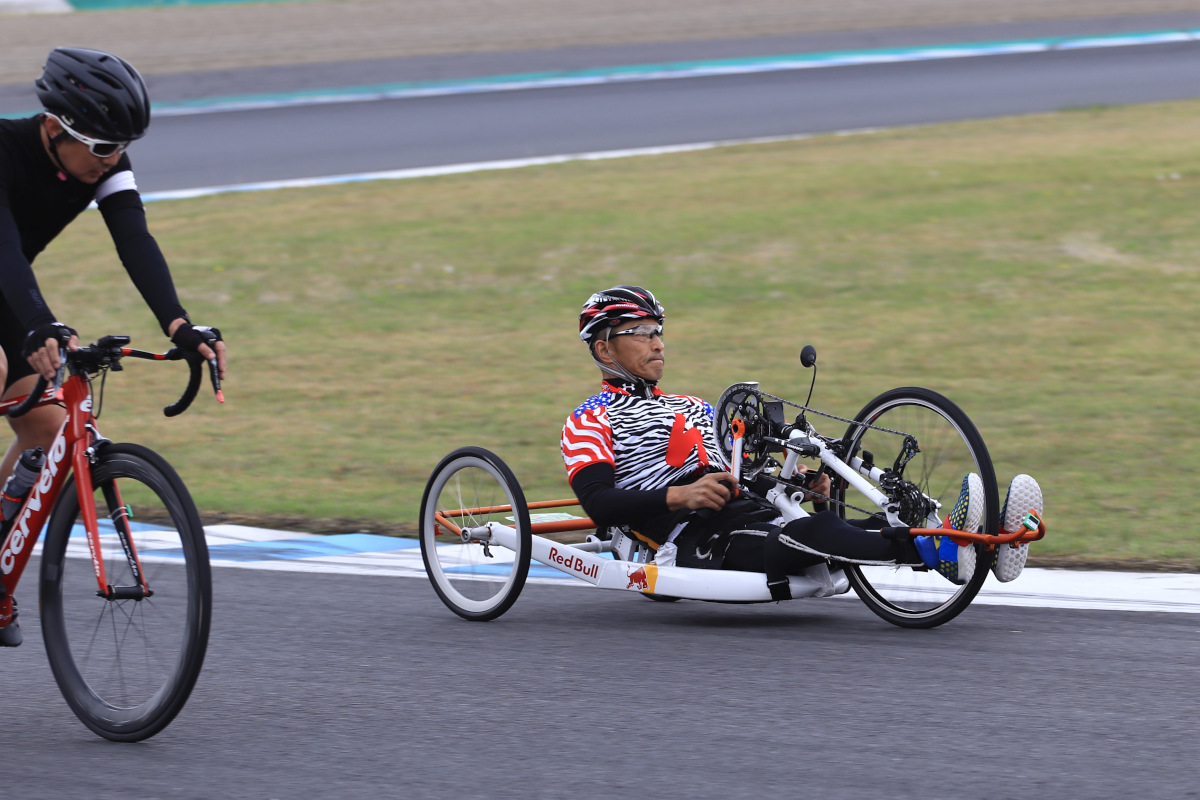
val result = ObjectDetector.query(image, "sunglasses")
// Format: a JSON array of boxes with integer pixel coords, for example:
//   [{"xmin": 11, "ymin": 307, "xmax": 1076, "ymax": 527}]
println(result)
[
  {"xmin": 50, "ymin": 115, "xmax": 129, "ymax": 158},
  {"xmin": 610, "ymin": 323, "xmax": 664, "ymax": 342}
]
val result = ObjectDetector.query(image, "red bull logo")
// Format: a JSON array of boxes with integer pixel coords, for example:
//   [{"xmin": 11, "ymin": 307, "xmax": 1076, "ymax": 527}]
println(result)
[
  {"xmin": 546, "ymin": 546, "xmax": 600, "ymax": 579},
  {"xmin": 625, "ymin": 564, "xmax": 658, "ymax": 593}
]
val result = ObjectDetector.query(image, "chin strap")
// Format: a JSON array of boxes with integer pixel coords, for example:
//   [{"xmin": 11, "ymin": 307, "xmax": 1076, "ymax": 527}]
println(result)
[
  {"xmin": 591, "ymin": 326, "xmax": 659, "ymax": 396},
  {"xmin": 44, "ymin": 119, "xmax": 70, "ymax": 181}
]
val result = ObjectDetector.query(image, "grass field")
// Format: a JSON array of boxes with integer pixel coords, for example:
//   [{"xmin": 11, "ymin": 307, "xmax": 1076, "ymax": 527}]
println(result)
[{"xmin": 32, "ymin": 100, "xmax": 1200, "ymax": 569}]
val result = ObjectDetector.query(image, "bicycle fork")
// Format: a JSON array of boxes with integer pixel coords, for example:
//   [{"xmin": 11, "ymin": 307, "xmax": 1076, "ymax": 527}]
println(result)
[
  {"xmin": 63, "ymin": 374, "xmax": 151, "ymax": 602},
  {"xmin": 71, "ymin": 439, "xmax": 151, "ymax": 601}
]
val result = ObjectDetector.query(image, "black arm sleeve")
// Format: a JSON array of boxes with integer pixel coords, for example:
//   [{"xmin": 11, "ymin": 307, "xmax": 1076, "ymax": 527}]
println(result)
[
  {"xmin": 0, "ymin": 205, "xmax": 56, "ymax": 330},
  {"xmin": 570, "ymin": 462, "xmax": 670, "ymax": 526},
  {"xmin": 98, "ymin": 189, "xmax": 187, "ymax": 335}
]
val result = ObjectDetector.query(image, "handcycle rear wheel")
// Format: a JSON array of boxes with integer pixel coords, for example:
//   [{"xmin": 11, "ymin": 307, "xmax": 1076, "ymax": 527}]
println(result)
[
  {"xmin": 419, "ymin": 447, "xmax": 532, "ymax": 621},
  {"xmin": 836, "ymin": 388, "xmax": 997, "ymax": 628},
  {"xmin": 39, "ymin": 443, "xmax": 212, "ymax": 742}
]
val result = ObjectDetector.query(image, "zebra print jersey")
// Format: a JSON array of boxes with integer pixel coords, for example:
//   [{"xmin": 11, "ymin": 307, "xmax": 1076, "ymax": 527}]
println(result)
[{"xmin": 561, "ymin": 380, "xmax": 717, "ymax": 490}]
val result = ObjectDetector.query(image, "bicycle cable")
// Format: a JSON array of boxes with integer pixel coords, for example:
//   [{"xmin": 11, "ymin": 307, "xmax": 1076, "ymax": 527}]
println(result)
[
  {"xmin": 729, "ymin": 387, "xmax": 922, "ymax": 519},
  {"xmin": 754, "ymin": 388, "xmax": 913, "ymax": 439}
]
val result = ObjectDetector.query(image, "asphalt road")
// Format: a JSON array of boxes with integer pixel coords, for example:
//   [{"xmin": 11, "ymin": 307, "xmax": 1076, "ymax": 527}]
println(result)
[
  {"xmin": 2, "ymin": 17, "xmax": 1197, "ymax": 193},
  {"xmin": 5, "ymin": 564, "xmax": 1199, "ymax": 798},
  {"xmin": 126, "ymin": 40, "xmax": 1200, "ymax": 194}
]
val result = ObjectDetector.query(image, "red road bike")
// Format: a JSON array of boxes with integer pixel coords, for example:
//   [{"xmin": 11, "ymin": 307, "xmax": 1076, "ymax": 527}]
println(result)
[{"xmin": 0, "ymin": 334, "xmax": 221, "ymax": 741}]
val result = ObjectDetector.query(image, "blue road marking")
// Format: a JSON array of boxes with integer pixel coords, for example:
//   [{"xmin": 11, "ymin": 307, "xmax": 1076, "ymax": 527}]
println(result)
[
  {"xmin": 446, "ymin": 555, "xmax": 611, "ymax": 580},
  {"xmin": 69, "ymin": 519, "xmax": 177, "ymax": 536},
  {"xmin": 445, "ymin": 563, "xmax": 561, "ymax": 579},
  {"xmin": 2, "ymin": 28, "xmax": 1196, "ymax": 122},
  {"xmin": 138, "ymin": 29, "xmax": 1200, "ymax": 118},
  {"xmin": 198, "ymin": 533, "xmax": 418, "ymax": 562}
]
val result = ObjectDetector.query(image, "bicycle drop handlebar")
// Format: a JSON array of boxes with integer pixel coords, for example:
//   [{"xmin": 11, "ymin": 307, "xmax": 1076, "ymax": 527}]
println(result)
[{"xmin": 5, "ymin": 334, "xmax": 224, "ymax": 420}]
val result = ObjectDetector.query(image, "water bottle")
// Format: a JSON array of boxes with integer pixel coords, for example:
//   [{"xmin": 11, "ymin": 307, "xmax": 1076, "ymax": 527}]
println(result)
[{"xmin": 1, "ymin": 447, "xmax": 46, "ymax": 526}]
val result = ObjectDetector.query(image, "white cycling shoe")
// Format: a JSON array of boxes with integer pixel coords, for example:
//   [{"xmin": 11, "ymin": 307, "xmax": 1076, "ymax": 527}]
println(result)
[
  {"xmin": 992, "ymin": 474, "xmax": 1043, "ymax": 583},
  {"xmin": 915, "ymin": 472, "xmax": 983, "ymax": 585}
]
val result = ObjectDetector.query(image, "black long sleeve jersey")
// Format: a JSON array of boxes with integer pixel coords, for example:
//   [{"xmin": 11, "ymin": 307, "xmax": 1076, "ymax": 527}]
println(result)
[{"xmin": 0, "ymin": 116, "xmax": 186, "ymax": 334}]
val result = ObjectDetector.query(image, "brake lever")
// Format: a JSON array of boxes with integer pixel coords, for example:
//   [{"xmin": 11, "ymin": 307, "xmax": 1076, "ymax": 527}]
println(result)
[
  {"xmin": 204, "ymin": 355, "xmax": 224, "ymax": 404},
  {"xmin": 6, "ymin": 342, "xmax": 68, "ymax": 419},
  {"xmin": 195, "ymin": 327, "xmax": 224, "ymax": 404}
]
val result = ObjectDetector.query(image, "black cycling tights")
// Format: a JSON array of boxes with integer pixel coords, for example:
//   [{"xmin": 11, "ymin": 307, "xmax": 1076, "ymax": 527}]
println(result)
[{"xmin": 721, "ymin": 511, "xmax": 921, "ymax": 574}]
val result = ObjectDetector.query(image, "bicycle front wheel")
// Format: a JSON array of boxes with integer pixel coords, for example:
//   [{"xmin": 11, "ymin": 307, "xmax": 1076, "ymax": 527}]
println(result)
[
  {"xmin": 39, "ymin": 443, "xmax": 212, "ymax": 742},
  {"xmin": 837, "ymin": 388, "xmax": 997, "ymax": 628},
  {"xmin": 419, "ymin": 447, "xmax": 531, "ymax": 621}
]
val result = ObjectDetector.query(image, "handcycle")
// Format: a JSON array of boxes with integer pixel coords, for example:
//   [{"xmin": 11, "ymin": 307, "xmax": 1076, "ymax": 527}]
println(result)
[
  {"xmin": 0, "ymin": 333, "xmax": 222, "ymax": 741},
  {"xmin": 419, "ymin": 345, "xmax": 1045, "ymax": 629}
]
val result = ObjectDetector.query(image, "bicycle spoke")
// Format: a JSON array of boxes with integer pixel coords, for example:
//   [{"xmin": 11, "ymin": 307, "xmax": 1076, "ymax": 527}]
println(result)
[
  {"xmin": 40, "ymin": 444, "xmax": 210, "ymax": 741},
  {"xmin": 420, "ymin": 448, "xmax": 532, "ymax": 621}
]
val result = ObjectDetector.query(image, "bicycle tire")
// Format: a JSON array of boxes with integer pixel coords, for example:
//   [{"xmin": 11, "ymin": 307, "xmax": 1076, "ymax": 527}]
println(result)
[
  {"xmin": 39, "ymin": 443, "xmax": 211, "ymax": 741},
  {"xmin": 836, "ymin": 388, "xmax": 997, "ymax": 629},
  {"xmin": 419, "ymin": 447, "xmax": 531, "ymax": 621}
]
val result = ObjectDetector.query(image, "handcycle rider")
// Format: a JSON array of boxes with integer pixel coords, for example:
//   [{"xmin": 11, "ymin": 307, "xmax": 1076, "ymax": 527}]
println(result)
[
  {"xmin": 560, "ymin": 285, "xmax": 1041, "ymax": 592},
  {"xmin": 0, "ymin": 48, "xmax": 227, "ymax": 647}
]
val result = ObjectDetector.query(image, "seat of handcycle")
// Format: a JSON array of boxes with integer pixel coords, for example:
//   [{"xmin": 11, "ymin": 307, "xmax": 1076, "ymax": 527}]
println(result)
[{"xmin": 589, "ymin": 525, "xmax": 658, "ymax": 564}]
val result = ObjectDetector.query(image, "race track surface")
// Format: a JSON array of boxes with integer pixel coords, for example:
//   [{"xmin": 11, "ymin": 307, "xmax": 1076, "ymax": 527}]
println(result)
[
  {"xmin": 125, "ymin": 39, "xmax": 1200, "ymax": 194},
  {"xmin": 5, "ymin": 561, "xmax": 1199, "ymax": 798},
  {"xmin": 2, "ymin": 15, "xmax": 1200, "ymax": 194}
]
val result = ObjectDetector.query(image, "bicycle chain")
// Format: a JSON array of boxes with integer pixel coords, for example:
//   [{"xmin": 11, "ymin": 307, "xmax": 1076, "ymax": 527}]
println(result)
[
  {"xmin": 754, "ymin": 388, "xmax": 913, "ymax": 439},
  {"xmin": 787, "ymin": 482, "xmax": 879, "ymax": 518}
]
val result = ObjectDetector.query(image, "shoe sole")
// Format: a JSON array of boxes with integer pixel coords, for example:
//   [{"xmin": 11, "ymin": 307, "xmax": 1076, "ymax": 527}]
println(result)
[
  {"xmin": 993, "ymin": 474, "xmax": 1042, "ymax": 583},
  {"xmin": 940, "ymin": 473, "xmax": 983, "ymax": 584}
]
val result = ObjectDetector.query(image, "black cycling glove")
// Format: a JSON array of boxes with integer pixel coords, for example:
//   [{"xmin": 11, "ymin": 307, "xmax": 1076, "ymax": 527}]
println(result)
[
  {"xmin": 22, "ymin": 322, "xmax": 76, "ymax": 358},
  {"xmin": 171, "ymin": 323, "xmax": 223, "ymax": 355}
]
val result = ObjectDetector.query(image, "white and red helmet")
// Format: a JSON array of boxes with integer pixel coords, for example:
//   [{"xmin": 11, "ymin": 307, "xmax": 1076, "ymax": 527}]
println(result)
[{"xmin": 578, "ymin": 286, "xmax": 665, "ymax": 350}]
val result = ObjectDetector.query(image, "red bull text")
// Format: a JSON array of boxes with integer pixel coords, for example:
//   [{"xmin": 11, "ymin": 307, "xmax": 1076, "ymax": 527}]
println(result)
[{"xmin": 546, "ymin": 546, "xmax": 600, "ymax": 579}]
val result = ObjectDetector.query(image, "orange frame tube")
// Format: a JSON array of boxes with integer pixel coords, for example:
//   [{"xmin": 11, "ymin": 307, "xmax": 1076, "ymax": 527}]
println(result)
[
  {"xmin": 908, "ymin": 510, "xmax": 1047, "ymax": 548},
  {"xmin": 434, "ymin": 498, "xmax": 595, "ymax": 538}
]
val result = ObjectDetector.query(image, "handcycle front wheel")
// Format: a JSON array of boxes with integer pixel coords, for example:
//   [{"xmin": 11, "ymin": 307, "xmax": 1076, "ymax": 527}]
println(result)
[
  {"xmin": 836, "ymin": 387, "xmax": 998, "ymax": 629},
  {"xmin": 39, "ymin": 443, "xmax": 212, "ymax": 742},
  {"xmin": 419, "ymin": 447, "xmax": 532, "ymax": 621}
]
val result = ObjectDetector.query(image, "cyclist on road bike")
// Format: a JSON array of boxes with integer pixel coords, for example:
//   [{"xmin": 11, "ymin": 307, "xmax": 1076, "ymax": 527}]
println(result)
[
  {"xmin": 560, "ymin": 285, "xmax": 1041, "ymax": 596},
  {"xmin": 0, "ymin": 48, "xmax": 227, "ymax": 646}
]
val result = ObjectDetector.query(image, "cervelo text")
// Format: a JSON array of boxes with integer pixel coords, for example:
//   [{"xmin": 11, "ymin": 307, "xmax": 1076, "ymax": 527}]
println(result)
[{"xmin": 0, "ymin": 435, "xmax": 67, "ymax": 574}]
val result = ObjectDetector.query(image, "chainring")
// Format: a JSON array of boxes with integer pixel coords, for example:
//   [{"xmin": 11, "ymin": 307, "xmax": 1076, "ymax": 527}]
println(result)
[{"xmin": 712, "ymin": 383, "xmax": 774, "ymax": 475}]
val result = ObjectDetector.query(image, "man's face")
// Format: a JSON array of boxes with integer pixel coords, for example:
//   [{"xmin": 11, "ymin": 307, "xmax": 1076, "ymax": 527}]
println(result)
[
  {"xmin": 44, "ymin": 116, "xmax": 124, "ymax": 184},
  {"xmin": 596, "ymin": 318, "xmax": 666, "ymax": 382}
]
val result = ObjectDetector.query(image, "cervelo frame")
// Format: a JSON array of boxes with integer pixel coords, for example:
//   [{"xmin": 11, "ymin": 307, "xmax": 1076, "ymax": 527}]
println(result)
[{"xmin": 0, "ymin": 335, "xmax": 220, "ymax": 626}]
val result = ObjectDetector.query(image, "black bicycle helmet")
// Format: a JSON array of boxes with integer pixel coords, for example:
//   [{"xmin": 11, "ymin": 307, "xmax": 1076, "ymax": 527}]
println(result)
[
  {"xmin": 578, "ymin": 285, "xmax": 665, "ymax": 349},
  {"xmin": 36, "ymin": 47, "xmax": 150, "ymax": 142}
]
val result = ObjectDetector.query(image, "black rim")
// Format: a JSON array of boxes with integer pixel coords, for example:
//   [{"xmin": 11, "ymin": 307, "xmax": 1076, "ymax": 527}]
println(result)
[
  {"xmin": 837, "ymin": 388, "xmax": 996, "ymax": 628},
  {"xmin": 40, "ymin": 444, "xmax": 211, "ymax": 741}
]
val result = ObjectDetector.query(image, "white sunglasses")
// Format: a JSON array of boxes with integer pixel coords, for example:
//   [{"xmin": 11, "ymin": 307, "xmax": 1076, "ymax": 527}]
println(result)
[
  {"xmin": 49, "ymin": 114, "xmax": 129, "ymax": 158},
  {"xmin": 610, "ymin": 323, "xmax": 664, "ymax": 342}
]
